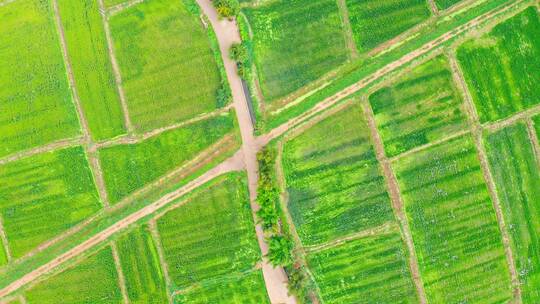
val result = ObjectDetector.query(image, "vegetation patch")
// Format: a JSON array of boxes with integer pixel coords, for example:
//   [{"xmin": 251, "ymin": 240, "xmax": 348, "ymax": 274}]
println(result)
[
  {"xmin": 282, "ymin": 105, "xmax": 393, "ymax": 246},
  {"xmin": 435, "ymin": 0, "xmax": 463, "ymax": 10},
  {"xmin": 0, "ymin": 0, "xmax": 80, "ymax": 158},
  {"xmin": 109, "ymin": 0, "xmax": 224, "ymax": 131},
  {"xmin": 457, "ymin": 7, "xmax": 540, "ymax": 123},
  {"xmin": 57, "ymin": 0, "xmax": 126, "ymax": 141},
  {"xmin": 369, "ymin": 55, "xmax": 468, "ymax": 157},
  {"xmin": 243, "ymin": 0, "xmax": 349, "ymax": 102},
  {"xmin": 0, "ymin": 147, "xmax": 102, "ymax": 258},
  {"xmin": 98, "ymin": 112, "xmax": 239, "ymax": 204},
  {"xmin": 484, "ymin": 123, "xmax": 540, "ymax": 303},
  {"xmin": 345, "ymin": 0, "xmax": 431, "ymax": 52},
  {"xmin": 307, "ymin": 231, "xmax": 419, "ymax": 303},
  {"xmin": 393, "ymin": 135, "xmax": 513, "ymax": 303},
  {"xmin": 25, "ymin": 246, "xmax": 123, "ymax": 303},
  {"xmin": 116, "ymin": 225, "xmax": 168, "ymax": 303}
]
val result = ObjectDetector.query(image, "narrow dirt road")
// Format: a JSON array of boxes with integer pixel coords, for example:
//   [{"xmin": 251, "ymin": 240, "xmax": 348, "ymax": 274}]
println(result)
[{"xmin": 195, "ymin": 1, "xmax": 296, "ymax": 303}]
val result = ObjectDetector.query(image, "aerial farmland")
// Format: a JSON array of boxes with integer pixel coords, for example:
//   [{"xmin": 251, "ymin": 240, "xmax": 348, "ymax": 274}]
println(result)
[{"xmin": 0, "ymin": 0, "xmax": 538, "ymax": 303}]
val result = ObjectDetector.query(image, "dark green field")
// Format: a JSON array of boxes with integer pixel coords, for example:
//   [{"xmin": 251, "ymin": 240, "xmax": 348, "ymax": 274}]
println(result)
[
  {"xmin": 435, "ymin": 0, "xmax": 463, "ymax": 10},
  {"xmin": 457, "ymin": 7, "xmax": 540, "ymax": 123},
  {"xmin": 485, "ymin": 123, "xmax": 540, "ymax": 303},
  {"xmin": 282, "ymin": 105, "xmax": 394, "ymax": 246}
]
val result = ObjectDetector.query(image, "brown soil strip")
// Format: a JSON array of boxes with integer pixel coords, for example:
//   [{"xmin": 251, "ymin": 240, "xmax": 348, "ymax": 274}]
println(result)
[
  {"xmin": 111, "ymin": 242, "xmax": 130, "ymax": 304},
  {"xmin": 336, "ymin": 0, "xmax": 359, "ymax": 59},
  {"xmin": 305, "ymin": 222, "xmax": 398, "ymax": 254},
  {"xmin": 0, "ymin": 137, "xmax": 83, "ymax": 165},
  {"xmin": 526, "ymin": 118, "xmax": 540, "ymax": 167},
  {"xmin": 149, "ymin": 220, "xmax": 180, "ymax": 304},
  {"xmin": 483, "ymin": 104, "xmax": 540, "ymax": 132},
  {"xmin": 97, "ymin": 0, "xmax": 134, "ymax": 134},
  {"xmin": 448, "ymin": 52, "xmax": 522, "ymax": 302},
  {"xmin": 264, "ymin": 0, "xmax": 525, "ymax": 128},
  {"xmin": 0, "ymin": 217, "xmax": 12, "ymax": 263},
  {"xmin": 427, "ymin": 0, "xmax": 440, "ymax": 16},
  {"xmin": 390, "ymin": 129, "xmax": 471, "ymax": 162},
  {"xmin": 360, "ymin": 101, "xmax": 428, "ymax": 304},
  {"xmin": 107, "ymin": 0, "xmax": 145, "ymax": 17}
]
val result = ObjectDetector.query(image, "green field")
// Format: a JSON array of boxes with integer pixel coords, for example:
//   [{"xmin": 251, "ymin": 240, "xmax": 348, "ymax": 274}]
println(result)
[
  {"xmin": 369, "ymin": 55, "xmax": 468, "ymax": 157},
  {"xmin": 435, "ymin": 0, "xmax": 463, "ymax": 10},
  {"xmin": 243, "ymin": 0, "xmax": 349, "ymax": 102},
  {"xmin": 457, "ymin": 7, "xmax": 540, "ymax": 123},
  {"xmin": 282, "ymin": 105, "xmax": 394, "ymax": 246},
  {"xmin": 484, "ymin": 123, "xmax": 540, "ymax": 303},
  {"xmin": 0, "ymin": 241, "xmax": 7, "ymax": 267},
  {"xmin": 306, "ymin": 231, "xmax": 418, "ymax": 303},
  {"xmin": 99, "ymin": 112, "xmax": 238, "ymax": 204},
  {"xmin": 0, "ymin": 0, "xmax": 80, "ymax": 158},
  {"xmin": 175, "ymin": 271, "xmax": 270, "ymax": 304},
  {"xmin": 0, "ymin": 147, "xmax": 102, "ymax": 258},
  {"xmin": 25, "ymin": 246, "xmax": 122, "ymax": 303},
  {"xmin": 116, "ymin": 225, "xmax": 168, "ymax": 303},
  {"xmin": 393, "ymin": 135, "xmax": 512, "ymax": 303},
  {"xmin": 104, "ymin": 0, "xmax": 125, "ymax": 7},
  {"xmin": 57, "ymin": 0, "xmax": 126, "ymax": 141},
  {"xmin": 156, "ymin": 173, "xmax": 260, "ymax": 289},
  {"xmin": 345, "ymin": 0, "xmax": 431, "ymax": 52},
  {"xmin": 109, "ymin": 0, "xmax": 223, "ymax": 132}
]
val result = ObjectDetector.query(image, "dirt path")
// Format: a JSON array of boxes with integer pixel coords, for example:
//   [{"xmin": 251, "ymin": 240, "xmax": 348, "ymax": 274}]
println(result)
[
  {"xmin": 107, "ymin": 0, "xmax": 145, "ymax": 16},
  {"xmin": 360, "ymin": 102, "xmax": 428, "ymax": 304},
  {"xmin": 336, "ymin": 0, "xmax": 359, "ymax": 59},
  {"xmin": 449, "ymin": 53, "xmax": 522, "ymax": 302},
  {"xmin": 148, "ymin": 220, "xmax": 174, "ymax": 304},
  {"xmin": 0, "ymin": 137, "xmax": 83, "ymax": 165},
  {"xmin": 111, "ymin": 242, "xmax": 130, "ymax": 304},
  {"xmin": 526, "ymin": 119, "xmax": 540, "ymax": 167},
  {"xmin": 0, "ymin": 0, "xmax": 16, "ymax": 7},
  {"xmin": 0, "ymin": 217, "xmax": 11, "ymax": 263},
  {"xmin": 195, "ymin": 1, "xmax": 295, "ymax": 303},
  {"xmin": 97, "ymin": 0, "xmax": 134, "ymax": 134},
  {"xmin": 390, "ymin": 129, "xmax": 471, "ymax": 162},
  {"xmin": 483, "ymin": 103, "xmax": 540, "ymax": 132},
  {"xmin": 427, "ymin": 0, "xmax": 440, "ymax": 16}
]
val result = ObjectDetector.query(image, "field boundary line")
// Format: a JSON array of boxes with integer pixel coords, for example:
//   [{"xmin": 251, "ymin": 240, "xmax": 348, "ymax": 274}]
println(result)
[
  {"xmin": 52, "ymin": 0, "xmax": 111, "ymax": 207},
  {"xmin": 483, "ymin": 104, "xmax": 540, "ymax": 132},
  {"xmin": 448, "ymin": 52, "xmax": 522, "ymax": 302},
  {"xmin": 261, "ymin": 0, "xmax": 526, "ymax": 145},
  {"xmin": 427, "ymin": 0, "xmax": 440, "ymax": 15},
  {"xmin": 148, "ymin": 220, "xmax": 174, "ymax": 304},
  {"xmin": 0, "ymin": 154, "xmax": 241, "ymax": 298},
  {"xmin": 110, "ymin": 242, "xmax": 130, "ymax": 304},
  {"xmin": 360, "ymin": 101, "xmax": 428, "ymax": 304},
  {"xmin": 0, "ymin": 217, "xmax": 12, "ymax": 264},
  {"xmin": 526, "ymin": 118, "xmax": 540, "ymax": 167},
  {"xmin": 304, "ymin": 222, "xmax": 398, "ymax": 254},
  {"xmin": 0, "ymin": 137, "xmax": 83, "ymax": 165},
  {"xmin": 97, "ymin": 0, "xmax": 135, "ymax": 134},
  {"xmin": 107, "ymin": 0, "xmax": 144, "ymax": 16},
  {"xmin": 390, "ymin": 129, "xmax": 471, "ymax": 162},
  {"xmin": 335, "ymin": 0, "xmax": 359, "ymax": 59}
]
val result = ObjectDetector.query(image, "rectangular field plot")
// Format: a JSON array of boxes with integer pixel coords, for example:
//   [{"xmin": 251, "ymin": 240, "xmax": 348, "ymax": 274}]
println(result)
[
  {"xmin": 282, "ymin": 105, "xmax": 394, "ymax": 246},
  {"xmin": 243, "ymin": 0, "xmax": 349, "ymax": 102},
  {"xmin": 0, "ymin": 0, "xmax": 80, "ymax": 157},
  {"xmin": 456, "ymin": 7, "xmax": 540, "ymax": 123},
  {"xmin": 99, "ymin": 112, "xmax": 238, "ymax": 204},
  {"xmin": 0, "ymin": 147, "xmax": 102, "ymax": 258},
  {"xmin": 57, "ymin": 0, "xmax": 126, "ymax": 141},
  {"xmin": 109, "ymin": 0, "xmax": 223, "ymax": 132},
  {"xmin": 175, "ymin": 271, "xmax": 270, "ymax": 304},
  {"xmin": 306, "ymin": 231, "xmax": 418, "ymax": 304},
  {"xmin": 435, "ymin": 0, "xmax": 462, "ymax": 10},
  {"xmin": 369, "ymin": 55, "xmax": 468, "ymax": 157},
  {"xmin": 345, "ymin": 0, "xmax": 431, "ymax": 52},
  {"xmin": 393, "ymin": 135, "xmax": 513, "ymax": 303},
  {"xmin": 484, "ymin": 124, "xmax": 540, "ymax": 303},
  {"xmin": 25, "ymin": 246, "xmax": 123, "ymax": 303},
  {"xmin": 116, "ymin": 225, "xmax": 168, "ymax": 303},
  {"xmin": 156, "ymin": 173, "xmax": 261, "ymax": 289}
]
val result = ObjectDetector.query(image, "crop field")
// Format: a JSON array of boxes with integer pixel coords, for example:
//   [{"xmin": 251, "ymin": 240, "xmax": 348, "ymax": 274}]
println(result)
[
  {"xmin": 104, "ymin": 0, "xmax": 125, "ymax": 8},
  {"xmin": 435, "ymin": 0, "xmax": 463, "ymax": 10},
  {"xmin": 0, "ymin": 244, "xmax": 6, "ymax": 267},
  {"xmin": 57, "ymin": 0, "xmax": 126, "ymax": 141},
  {"xmin": 306, "ymin": 230, "xmax": 418, "ymax": 303},
  {"xmin": 369, "ymin": 55, "xmax": 468, "ymax": 157},
  {"xmin": 345, "ymin": 0, "xmax": 431, "ymax": 52},
  {"xmin": 243, "ymin": 0, "xmax": 349, "ymax": 102},
  {"xmin": 484, "ymin": 123, "xmax": 540, "ymax": 303},
  {"xmin": 98, "ymin": 113, "xmax": 238, "ymax": 204},
  {"xmin": 156, "ymin": 173, "xmax": 262, "ymax": 295},
  {"xmin": 282, "ymin": 105, "xmax": 394, "ymax": 246},
  {"xmin": 456, "ymin": 7, "xmax": 540, "ymax": 123},
  {"xmin": 109, "ymin": 0, "xmax": 223, "ymax": 132},
  {"xmin": 24, "ymin": 246, "xmax": 122, "ymax": 303},
  {"xmin": 115, "ymin": 225, "xmax": 168, "ymax": 303},
  {"xmin": 393, "ymin": 135, "xmax": 513, "ymax": 303},
  {"xmin": 175, "ymin": 271, "xmax": 270, "ymax": 304},
  {"xmin": 0, "ymin": 0, "xmax": 80, "ymax": 158},
  {"xmin": 0, "ymin": 147, "xmax": 102, "ymax": 258}
]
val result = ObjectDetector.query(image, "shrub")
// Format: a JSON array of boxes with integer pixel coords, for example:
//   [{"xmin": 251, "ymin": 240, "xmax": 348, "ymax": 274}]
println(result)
[
  {"xmin": 213, "ymin": 0, "xmax": 240, "ymax": 18},
  {"xmin": 267, "ymin": 235, "xmax": 293, "ymax": 267}
]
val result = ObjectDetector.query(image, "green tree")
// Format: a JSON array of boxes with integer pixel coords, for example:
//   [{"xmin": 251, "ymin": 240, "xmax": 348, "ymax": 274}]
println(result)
[
  {"xmin": 213, "ymin": 0, "xmax": 240, "ymax": 18},
  {"xmin": 267, "ymin": 235, "xmax": 293, "ymax": 267}
]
